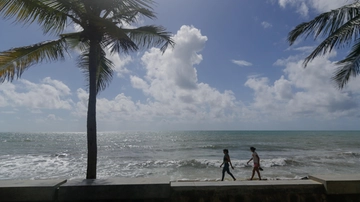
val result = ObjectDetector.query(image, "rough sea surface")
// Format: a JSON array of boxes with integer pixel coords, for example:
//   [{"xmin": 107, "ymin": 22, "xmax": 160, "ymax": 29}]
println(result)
[{"xmin": 0, "ymin": 131, "xmax": 359, "ymax": 181}]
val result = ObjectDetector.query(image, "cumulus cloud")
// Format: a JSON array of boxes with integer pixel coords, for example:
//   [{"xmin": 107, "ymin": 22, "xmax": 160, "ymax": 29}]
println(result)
[
  {"xmin": 4, "ymin": 24, "xmax": 360, "ymax": 131},
  {"xmin": 0, "ymin": 77, "xmax": 73, "ymax": 111},
  {"xmin": 47, "ymin": 114, "xmax": 63, "ymax": 121},
  {"xmin": 72, "ymin": 25, "xmax": 246, "ymax": 129},
  {"xmin": 140, "ymin": 25, "xmax": 207, "ymax": 92},
  {"xmin": 72, "ymin": 25, "xmax": 360, "ymax": 130},
  {"xmin": 297, "ymin": 2, "xmax": 309, "ymax": 16},
  {"xmin": 136, "ymin": 25, "xmax": 241, "ymax": 120},
  {"xmin": 105, "ymin": 50, "xmax": 132, "ymax": 77},
  {"xmin": 232, "ymin": 60, "xmax": 253, "ymax": 67},
  {"xmin": 277, "ymin": 0, "xmax": 356, "ymax": 17},
  {"xmin": 130, "ymin": 75, "xmax": 149, "ymax": 90},
  {"xmin": 309, "ymin": 0, "xmax": 356, "ymax": 13},
  {"xmin": 245, "ymin": 51, "xmax": 360, "ymax": 121}
]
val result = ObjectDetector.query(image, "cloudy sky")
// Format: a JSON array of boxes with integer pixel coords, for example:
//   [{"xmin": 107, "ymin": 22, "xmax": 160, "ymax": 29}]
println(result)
[{"xmin": 1, "ymin": 0, "xmax": 360, "ymax": 132}]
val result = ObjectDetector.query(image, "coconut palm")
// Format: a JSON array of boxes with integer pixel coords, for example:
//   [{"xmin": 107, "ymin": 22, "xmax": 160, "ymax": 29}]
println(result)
[
  {"xmin": 288, "ymin": 1, "xmax": 360, "ymax": 89},
  {"xmin": 0, "ymin": 0, "xmax": 174, "ymax": 179}
]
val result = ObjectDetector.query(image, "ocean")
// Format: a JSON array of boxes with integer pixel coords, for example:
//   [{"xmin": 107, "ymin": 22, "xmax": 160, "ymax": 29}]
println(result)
[{"xmin": 0, "ymin": 131, "xmax": 359, "ymax": 181}]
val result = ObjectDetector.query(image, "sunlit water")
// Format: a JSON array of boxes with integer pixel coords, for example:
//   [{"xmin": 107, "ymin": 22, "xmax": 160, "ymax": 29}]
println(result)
[{"xmin": 0, "ymin": 131, "xmax": 359, "ymax": 181}]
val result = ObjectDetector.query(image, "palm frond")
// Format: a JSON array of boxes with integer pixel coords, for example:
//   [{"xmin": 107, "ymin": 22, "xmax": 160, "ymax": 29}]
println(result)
[
  {"xmin": 302, "ymin": 14, "xmax": 360, "ymax": 66},
  {"xmin": 98, "ymin": 0, "xmax": 155, "ymax": 13},
  {"xmin": 333, "ymin": 40, "xmax": 360, "ymax": 88},
  {"xmin": 288, "ymin": 2, "xmax": 360, "ymax": 45},
  {"xmin": 96, "ymin": 52, "xmax": 114, "ymax": 93},
  {"xmin": 124, "ymin": 25, "xmax": 174, "ymax": 53},
  {"xmin": 0, "ymin": 0, "xmax": 69, "ymax": 35},
  {"xmin": 109, "ymin": 7, "xmax": 155, "ymax": 25},
  {"xmin": 47, "ymin": 0, "xmax": 85, "ymax": 27},
  {"xmin": 0, "ymin": 38, "xmax": 68, "ymax": 82},
  {"xmin": 62, "ymin": 31, "xmax": 90, "ymax": 51},
  {"xmin": 107, "ymin": 0, "xmax": 156, "ymax": 22},
  {"xmin": 92, "ymin": 17, "xmax": 139, "ymax": 53},
  {"xmin": 77, "ymin": 48, "xmax": 114, "ymax": 94}
]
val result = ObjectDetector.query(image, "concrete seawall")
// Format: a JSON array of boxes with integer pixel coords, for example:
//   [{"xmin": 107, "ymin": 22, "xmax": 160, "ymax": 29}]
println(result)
[{"xmin": 0, "ymin": 174, "xmax": 359, "ymax": 202}]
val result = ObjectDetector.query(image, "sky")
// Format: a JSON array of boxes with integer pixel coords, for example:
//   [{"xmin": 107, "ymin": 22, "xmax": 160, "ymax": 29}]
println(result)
[{"xmin": 1, "ymin": 0, "xmax": 360, "ymax": 132}]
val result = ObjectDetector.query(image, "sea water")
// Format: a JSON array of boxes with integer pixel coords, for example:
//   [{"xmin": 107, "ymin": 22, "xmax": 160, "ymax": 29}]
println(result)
[{"xmin": 0, "ymin": 131, "xmax": 359, "ymax": 181}]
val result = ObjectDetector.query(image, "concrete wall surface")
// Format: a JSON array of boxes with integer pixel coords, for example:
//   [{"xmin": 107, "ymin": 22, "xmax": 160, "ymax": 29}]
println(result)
[
  {"xmin": 170, "ymin": 180, "xmax": 326, "ymax": 202},
  {"xmin": 57, "ymin": 177, "xmax": 170, "ymax": 202},
  {"xmin": 0, "ymin": 175, "xmax": 360, "ymax": 202},
  {"xmin": 309, "ymin": 174, "xmax": 360, "ymax": 194},
  {"xmin": 0, "ymin": 179, "xmax": 66, "ymax": 202}
]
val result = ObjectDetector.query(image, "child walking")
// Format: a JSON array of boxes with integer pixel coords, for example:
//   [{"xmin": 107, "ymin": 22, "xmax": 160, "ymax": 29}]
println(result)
[
  {"xmin": 220, "ymin": 149, "xmax": 236, "ymax": 181},
  {"xmin": 247, "ymin": 147, "xmax": 262, "ymax": 180}
]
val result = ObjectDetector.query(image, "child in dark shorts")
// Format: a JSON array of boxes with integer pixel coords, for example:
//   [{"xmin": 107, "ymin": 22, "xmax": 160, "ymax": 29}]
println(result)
[{"xmin": 220, "ymin": 149, "xmax": 236, "ymax": 181}]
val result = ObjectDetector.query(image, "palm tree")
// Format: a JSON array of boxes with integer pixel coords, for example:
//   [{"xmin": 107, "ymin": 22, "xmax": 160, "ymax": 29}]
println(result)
[
  {"xmin": 0, "ymin": 0, "xmax": 174, "ymax": 179},
  {"xmin": 288, "ymin": 1, "xmax": 360, "ymax": 89}
]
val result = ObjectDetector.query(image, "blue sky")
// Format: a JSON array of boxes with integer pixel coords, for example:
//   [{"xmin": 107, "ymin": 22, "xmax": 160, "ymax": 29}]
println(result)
[{"xmin": 1, "ymin": 0, "xmax": 360, "ymax": 132}]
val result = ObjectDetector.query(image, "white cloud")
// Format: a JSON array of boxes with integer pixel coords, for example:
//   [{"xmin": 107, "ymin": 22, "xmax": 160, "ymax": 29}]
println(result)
[
  {"xmin": 261, "ymin": 21, "xmax": 273, "ymax": 29},
  {"xmin": 277, "ymin": 0, "xmax": 356, "ymax": 17},
  {"xmin": 291, "ymin": 46, "xmax": 315, "ymax": 53},
  {"xmin": 72, "ymin": 25, "xmax": 247, "ymax": 130},
  {"xmin": 130, "ymin": 75, "xmax": 149, "ymax": 90},
  {"xmin": 71, "ymin": 25, "xmax": 360, "ymax": 130},
  {"xmin": 309, "ymin": 0, "xmax": 356, "ymax": 13},
  {"xmin": 141, "ymin": 25, "xmax": 207, "ymax": 91},
  {"xmin": 232, "ymin": 60, "xmax": 253, "ymax": 67},
  {"xmin": 72, "ymin": 88, "xmax": 88, "ymax": 118},
  {"xmin": 4, "ymin": 24, "xmax": 360, "ymax": 131},
  {"xmin": 105, "ymin": 50, "xmax": 132, "ymax": 77},
  {"xmin": 0, "ymin": 77, "xmax": 73, "ymax": 110},
  {"xmin": 297, "ymin": 2, "xmax": 309, "ymax": 17},
  {"xmin": 245, "ymin": 51, "xmax": 360, "ymax": 120},
  {"xmin": 278, "ymin": 0, "xmax": 297, "ymax": 8},
  {"xmin": 47, "ymin": 114, "xmax": 63, "ymax": 121}
]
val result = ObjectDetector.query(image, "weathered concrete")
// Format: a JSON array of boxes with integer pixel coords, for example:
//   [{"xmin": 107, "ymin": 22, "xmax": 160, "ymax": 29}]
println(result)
[
  {"xmin": 57, "ymin": 177, "xmax": 170, "ymax": 202},
  {"xmin": 0, "ymin": 179, "xmax": 67, "ymax": 202},
  {"xmin": 171, "ymin": 180, "xmax": 326, "ymax": 202},
  {"xmin": 1, "ymin": 175, "xmax": 360, "ymax": 202},
  {"xmin": 310, "ymin": 174, "xmax": 360, "ymax": 194}
]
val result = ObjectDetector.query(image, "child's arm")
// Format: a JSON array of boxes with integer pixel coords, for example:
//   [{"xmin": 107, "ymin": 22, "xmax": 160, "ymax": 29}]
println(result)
[
  {"xmin": 247, "ymin": 158, "xmax": 253, "ymax": 164},
  {"xmin": 220, "ymin": 162, "xmax": 224, "ymax": 167},
  {"xmin": 228, "ymin": 156, "xmax": 234, "ymax": 169}
]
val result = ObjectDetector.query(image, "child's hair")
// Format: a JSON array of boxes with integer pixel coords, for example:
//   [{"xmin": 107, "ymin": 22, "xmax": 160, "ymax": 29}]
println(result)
[
  {"xmin": 223, "ymin": 149, "xmax": 229, "ymax": 153},
  {"xmin": 250, "ymin": 147, "xmax": 256, "ymax": 151}
]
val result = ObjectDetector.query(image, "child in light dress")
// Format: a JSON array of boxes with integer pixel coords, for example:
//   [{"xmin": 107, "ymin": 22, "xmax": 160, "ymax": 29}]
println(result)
[{"xmin": 247, "ymin": 147, "xmax": 262, "ymax": 180}]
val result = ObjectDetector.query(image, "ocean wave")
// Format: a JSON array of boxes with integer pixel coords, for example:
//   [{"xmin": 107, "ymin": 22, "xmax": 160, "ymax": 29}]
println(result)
[
  {"xmin": 284, "ymin": 159, "xmax": 303, "ymax": 166},
  {"xmin": 122, "ymin": 157, "xmax": 290, "ymax": 169},
  {"xmin": 264, "ymin": 176, "xmax": 308, "ymax": 180},
  {"xmin": 310, "ymin": 151, "xmax": 360, "ymax": 161},
  {"xmin": 0, "ymin": 154, "xmax": 85, "ymax": 180},
  {"xmin": 259, "ymin": 158, "xmax": 288, "ymax": 167},
  {"xmin": 338, "ymin": 151, "xmax": 360, "ymax": 157},
  {"xmin": 52, "ymin": 152, "xmax": 69, "ymax": 158},
  {"xmin": 124, "ymin": 159, "xmax": 220, "ymax": 169}
]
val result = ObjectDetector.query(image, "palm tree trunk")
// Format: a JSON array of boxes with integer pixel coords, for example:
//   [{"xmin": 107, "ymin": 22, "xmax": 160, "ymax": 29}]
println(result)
[{"xmin": 86, "ymin": 39, "xmax": 98, "ymax": 179}]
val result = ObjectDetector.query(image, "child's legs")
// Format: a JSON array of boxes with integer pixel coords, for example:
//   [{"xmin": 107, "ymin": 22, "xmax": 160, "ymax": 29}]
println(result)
[
  {"xmin": 256, "ymin": 170, "xmax": 261, "ymax": 179},
  {"xmin": 222, "ymin": 164, "xmax": 229, "ymax": 181},
  {"xmin": 255, "ymin": 167, "xmax": 261, "ymax": 179},
  {"xmin": 221, "ymin": 167, "xmax": 226, "ymax": 181},
  {"xmin": 251, "ymin": 163, "xmax": 261, "ymax": 179},
  {"xmin": 250, "ymin": 168, "xmax": 255, "ymax": 179},
  {"xmin": 226, "ymin": 170, "xmax": 236, "ymax": 180}
]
